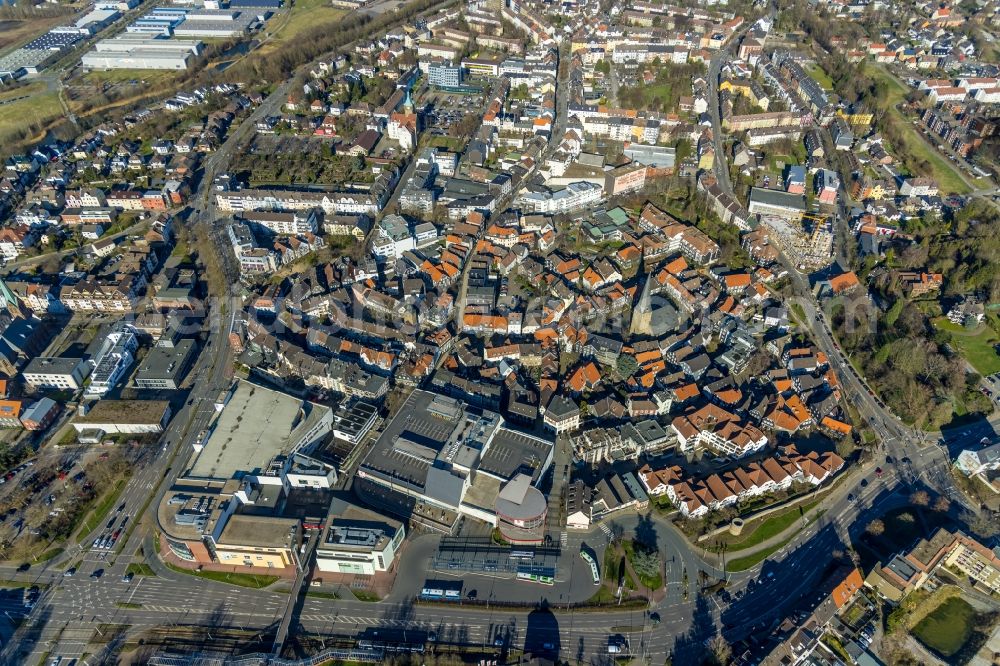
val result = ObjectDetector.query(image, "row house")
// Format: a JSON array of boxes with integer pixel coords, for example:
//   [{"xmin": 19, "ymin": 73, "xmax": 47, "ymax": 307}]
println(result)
[
  {"xmin": 670, "ymin": 402, "xmax": 768, "ymax": 458},
  {"xmin": 639, "ymin": 445, "xmax": 845, "ymax": 517},
  {"xmin": 59, "ymin": 277, "xmax": 140, "ymax": 312}
]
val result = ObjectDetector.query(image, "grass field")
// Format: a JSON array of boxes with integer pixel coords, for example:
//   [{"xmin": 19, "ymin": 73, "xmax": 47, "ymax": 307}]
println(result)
[
  {"xmin": 305, "ymin": 590, "xmax": 339, "ymax": 600},
  {"xmin": 807, "ymin": 63, "xmax": 834, "ymax": 90},
  {"xmin": 620, "ymin": 81, "xmax": 684, "ymax": 114},
  {"xmin": 0, "ymin": 82, "xmax": 62, "ymax": 142},
  {"xmin": 0, "ymin": 579, "xmax": 47, "ymax": 589},
  {"xmin": 707, "ymin": 499, "xmax": 821, "ymax": 552},
  {"xmin": 623, "ymin": 540, "xmax": 662, "ymax": 590},
  {"xmin": 932, "ymin": 317, "xmax": 1000, "ymax": 375},
  {"xmin": 868, "ymin": 66, "xmax": 971, "ymax": 194},
  {"xmin": 78, "ymin": 478, "xmax": 128, "ymax": 538},
  {"xmin": 79, "ymin": 70, "xmax": 179, "ymax": 86},
  {"xmin": 164, "ymin": 561, "xmax": 278, "ymax": 589},
  {"xmin": 257, "ymin": 0, "xmax": 346, "ymax": 56},
  {"xmin": 912, "ymin": 596, "xmax": 975, "ymax": 657},
  {"xmin": 125, "ymin": 562, "xmax": 156, "ymax": 577},
  {"xmin": 427, "ymin": 135, "xmax": 467, "ymax": 152},
  {"xmin": 725, "ymin": 536, "xmax": 793, "ymax": 572}
]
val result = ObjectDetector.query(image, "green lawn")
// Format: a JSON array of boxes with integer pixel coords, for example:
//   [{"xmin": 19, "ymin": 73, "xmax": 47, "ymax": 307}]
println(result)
[
  {"xmin": 841, "ymin": 599, "xmax": 867, "ymax": 628},
  {"xmin": 912, "ymin": 596, "xmax": 975, "ymax": 657},
  {"xmin": 708, "ymin": 500, "xmax": 820, "ymax": 552},
  {"xmin": 0, "ymin": 83, "xmax": 62, "ymax": 143},
  {"xmin": 587, "ymin": 585, "xmax": 617, "ymax": 605},
  {"xmin": 115, "ymin": 601, "xmax": 142, "ymax": 609},
  {"xmin": 0, "ymin": 579, "xmax": 47, "ymax": 589},
  {"xmin": 427, "ymin": 135, "xmax": 467, "ymax": 152},
  {"xmin": 725, "ymin": 537, "xmax": 792, "ymax": 572},
  {"xmin": 350, "ymin": 589, "xmax": 380, "ymax": 602},
  {"xmin": 78, "ymin": 478, "xmax": 128, "ymax": 537},
  {"xmin": 305, "ymin": 590, "xmax": 339, "ymax": 600},
  {"xmin": 868, "ymin": 66, "xmax": 971, "ymax": 194},
  {"xmin": 807, "ymin": 63, "xmax": 834, "ymax": 90},
  {"xmin": 163, "ymin": 562, "xmax": 278, "ymax": 589},
  {"xmin": 36, "ymin": 547, "xmax": 63, "ymax": 563},
  {"xmin": 622, "ymin": 540, "xmax": 662, "ymax": 590},
  {"xmin": 125, "ymin": 562, "xmax": 156, "ymax": 577},
  {"xmin": 603, "ymin": 545, "xmax": 637, "ymax": 590},
  {"xmin": 932, "ymin": 318, "xmax": 1000, "ymax": 375},
  {"xmin": 79, "ymin": 70, "xmax": 178, "ymax": 87}
]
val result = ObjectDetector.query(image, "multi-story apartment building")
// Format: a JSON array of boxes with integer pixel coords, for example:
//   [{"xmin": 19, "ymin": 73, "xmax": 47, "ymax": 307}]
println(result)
[
  {"xmin": 639, "ymin": 445, "xmax": 844, "ymax": 517},
  {"xmin": 543, "ymin": 396, "xmax": 580, "ymax": 434},
  {"xmin": 671, "ymin": 403, "xmax": 768, "ymax": 458},
  {"xmin": 239, "ymin": 209, "xmax": 319, "ymax": 236},
  {"xmin": 21, "ymin": 356, "xmax": 91, "ymax": 390},
  {"xmin": 216, "ymin": 171, "xmax": 396, "ymax": 217},
  {"xmin": 59, "ymin": 277, "xmax": 140, "ymax": 312},
  {"xmin": 516, "ymin": 181, "xmax": 603, "ymax": 214},
  {"xmin": 227, "ymin": 223, "xmax": 279, "ymax": 274},
  {"xmin": 86, "ymin": 324, "xmax": 139, "ymax": 398}
]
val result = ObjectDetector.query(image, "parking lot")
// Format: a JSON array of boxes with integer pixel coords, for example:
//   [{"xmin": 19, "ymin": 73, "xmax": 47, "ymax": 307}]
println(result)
[
  {"xmin": 0, "ymin": 440, "xmax": 148, "ymax": 566},
  {"xmin": 979, "ymin": 372, "xmax": 1000, "ymax": 406},
  {"xmin": 421, "ymin": 90, "xmax": 485, "ymax": 137}
]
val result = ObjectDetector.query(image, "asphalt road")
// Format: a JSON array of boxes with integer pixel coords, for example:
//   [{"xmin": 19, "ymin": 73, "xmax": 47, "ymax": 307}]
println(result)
[
  {"xmin": 703, "ymin": 9, "xmax": 975, "ymax": 510},
  {"xmin": 0, "ymin": 459, "xmax": 917, "ymax": 666},
  {"xmin": 2, "ymin": 299, "xmax": 237, "ymax": 664},
  {"xmin": 4, "ymin": 7, "xmax": 996, "ymax": 665}
]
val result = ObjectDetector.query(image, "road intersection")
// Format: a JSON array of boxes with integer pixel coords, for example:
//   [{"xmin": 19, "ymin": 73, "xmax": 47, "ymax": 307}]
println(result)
[{"xmin": 1, "ymin": 4, "xmax": 996, "ymax": 665}]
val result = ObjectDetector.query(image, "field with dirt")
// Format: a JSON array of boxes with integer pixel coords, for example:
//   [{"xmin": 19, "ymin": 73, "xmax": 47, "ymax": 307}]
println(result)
[{"xmin": 0, "ymin": 16, "xmax": 70, "ymax": 54}]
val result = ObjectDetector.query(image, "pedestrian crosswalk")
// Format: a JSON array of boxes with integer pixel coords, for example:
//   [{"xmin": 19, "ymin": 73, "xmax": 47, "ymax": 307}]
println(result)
[
  {"xmin": 599, "ymin": 523, "xmax": 613, "ymax": 540},
  {"xmin": 560, "ymin": 531, "xmax": 568, "ymax": 547}
]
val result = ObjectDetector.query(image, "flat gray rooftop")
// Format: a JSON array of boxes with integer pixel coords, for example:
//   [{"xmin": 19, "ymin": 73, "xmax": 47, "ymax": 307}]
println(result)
[
  {"xmin": 188, "ymin": 380, "xmax": 330, "ymax": 480},
  {"xmin": 361, "ymin": 388, "xmax": 551, "ymax": 498},
  {"xmin": 23, "ymin": 356, "xmax": 84, "ymax": 376},
  {"xmin": 359, "ymin": 389, "xmax": 461, "ymax": 492},
  {"xmin": 134, "ymin": 338, "xmax": 195, "ymax": 381},
  {"xmin": 479, "ymin": 427, "xmax": 552, "ymax": 482}
]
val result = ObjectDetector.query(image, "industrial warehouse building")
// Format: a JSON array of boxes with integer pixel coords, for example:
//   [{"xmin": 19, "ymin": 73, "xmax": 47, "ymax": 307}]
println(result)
[
  {"xmin": 82, "ymin": 36, "xmax": 203, "ymax": 70},
  {"xmin": 172, "ymin": 9, "xmax": 261, "ymax": 38}
]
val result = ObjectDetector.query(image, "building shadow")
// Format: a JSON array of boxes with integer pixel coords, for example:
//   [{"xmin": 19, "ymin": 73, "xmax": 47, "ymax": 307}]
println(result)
[
  {"xmin": 0, "ymin": 603, "xmax": 52, "ymax": 666},
  {"xmin": 523, "ymin": 600, "xmax": 560, "ymax": 661},
  {"xmin": 670, "ymin": 590, "xmax": 717, "ymax": 664},
  {"xmin": 717, "ymin": 521, "xmax": 849, "ymax": 659}
]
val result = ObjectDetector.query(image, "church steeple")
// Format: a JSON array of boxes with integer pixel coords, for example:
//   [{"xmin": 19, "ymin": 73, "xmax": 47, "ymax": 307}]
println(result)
[{"xmin": 0, "ymin": 277, "xmax": 27, "ymax": 318}]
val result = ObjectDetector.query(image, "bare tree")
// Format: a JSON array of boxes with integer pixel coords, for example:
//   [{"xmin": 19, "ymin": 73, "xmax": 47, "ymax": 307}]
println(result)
[
  {"xmin": 866, "ymin": 519, "xmax": 885, "ymax": 536},
  {"xmin": 707, "ymin": 635, "xmax": 732, "ymax": 666},
  {"xmin": 909, "ymin": 490, "xmax": 930, "ymax": 507},
  {"xmin": 932, "ymin": 496, "xmax": 950, "ymax": 513}
]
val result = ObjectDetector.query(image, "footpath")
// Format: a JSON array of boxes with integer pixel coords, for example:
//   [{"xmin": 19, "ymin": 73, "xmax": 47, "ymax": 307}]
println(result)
[{"xmin": 669, "ymin": 460, "xmax": 882, "ymax": 573}]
